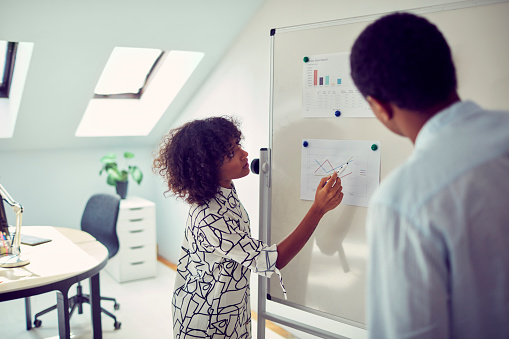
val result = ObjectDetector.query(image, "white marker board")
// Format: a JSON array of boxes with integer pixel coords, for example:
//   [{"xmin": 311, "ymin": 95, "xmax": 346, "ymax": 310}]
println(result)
[{"xmin": 266, "ymin": 1, "xmax": 509, "ymax": 329}]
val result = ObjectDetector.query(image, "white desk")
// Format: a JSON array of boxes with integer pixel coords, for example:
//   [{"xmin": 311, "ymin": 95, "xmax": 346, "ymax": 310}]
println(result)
[{"xmin": 0, "ymin": 226, "xmax": 109, "ymax": 339}]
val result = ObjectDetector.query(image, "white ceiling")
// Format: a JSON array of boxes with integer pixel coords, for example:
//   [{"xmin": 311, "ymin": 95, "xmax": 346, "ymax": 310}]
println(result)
[{"xmin": 0, "ymin": 0, "xmax": 265, "ymax": 150}]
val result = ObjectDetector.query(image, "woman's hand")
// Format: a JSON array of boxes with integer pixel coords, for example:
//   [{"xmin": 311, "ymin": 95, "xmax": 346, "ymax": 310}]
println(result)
[{"xmin": 313, "ymin": 172, "xmax": 344, "ymax": 215}]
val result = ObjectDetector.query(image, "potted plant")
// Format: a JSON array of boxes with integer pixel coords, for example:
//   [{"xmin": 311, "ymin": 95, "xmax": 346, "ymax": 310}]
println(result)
[{"xmin": 99, "ymin": 152, "xmax": 143, "ymax": 199}]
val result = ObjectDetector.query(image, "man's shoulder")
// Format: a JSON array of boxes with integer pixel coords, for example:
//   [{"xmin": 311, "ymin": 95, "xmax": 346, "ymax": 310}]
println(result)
[
  {"xmin": 370, "ymin": 160, "xmax": 421, "ymax": 210},
  {"xmin": 370, "ymin": 145, "xmax": 458, "ymax": 219},
  {"xmin": 372, "ymin": 102, "xmax": 509, "ymax": 211}
]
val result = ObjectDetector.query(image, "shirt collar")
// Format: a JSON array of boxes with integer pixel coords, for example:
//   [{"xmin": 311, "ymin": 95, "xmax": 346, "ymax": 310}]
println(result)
[
  {"xmin": 218, "ymin": 183, "xmax": 236, "ymax": 199},
  {"xmin": 415, "ymin": 100, "xmax": 480, "ymax": 149}
]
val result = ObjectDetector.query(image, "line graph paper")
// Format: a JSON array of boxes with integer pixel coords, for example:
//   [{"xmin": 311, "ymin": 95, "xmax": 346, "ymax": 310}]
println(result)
[{"xmin": 301, "ymin": 139, "xmax": 381, "ymax": 207}]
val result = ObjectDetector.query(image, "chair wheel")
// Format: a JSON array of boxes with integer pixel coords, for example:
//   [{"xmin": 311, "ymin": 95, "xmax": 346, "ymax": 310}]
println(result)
[
  {"xmin": 114, "ymin": 321, "xmax": 121, "ymax": 330},
  {"xmin": 114, "ymin": 303, "xmax": 120, "ymax": 310},
  {"xmin": 34, "ymin": 319, "xmax": 42, "ymax": 328}
]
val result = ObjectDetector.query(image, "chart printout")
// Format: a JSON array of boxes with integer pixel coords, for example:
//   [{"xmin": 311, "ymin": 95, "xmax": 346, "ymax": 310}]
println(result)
[
  {"xmin": 301, "ymin": 139, "xmax": 380, "ymax": 207},
  {"xmin": 302, "ymin": 52, "xmax": 373, "ymax": 118}
]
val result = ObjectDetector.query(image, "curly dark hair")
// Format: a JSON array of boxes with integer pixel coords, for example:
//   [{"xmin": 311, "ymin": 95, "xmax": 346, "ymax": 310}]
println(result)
[
  {"xmin": 350, "ymin": 12, "xmax": 457, "ymax": 111},
  {"xmin": 153, "ymin": 116, "xmax": 242, "ymax": 205}
]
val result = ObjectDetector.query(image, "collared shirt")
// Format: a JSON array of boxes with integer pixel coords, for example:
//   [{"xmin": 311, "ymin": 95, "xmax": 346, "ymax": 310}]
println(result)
[
  {"xmin": 172, "ymin": 184, "xmax": 278, "ymax": 339},
  {"xmin": 367, "ymin": 101, "xmax": 509, "ymax": 339}
]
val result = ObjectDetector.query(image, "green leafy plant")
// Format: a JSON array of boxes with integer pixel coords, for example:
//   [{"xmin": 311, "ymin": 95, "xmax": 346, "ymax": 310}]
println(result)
[{"xmin": 99, "ymin": 152, "xmax": 143, "ymax": 186}]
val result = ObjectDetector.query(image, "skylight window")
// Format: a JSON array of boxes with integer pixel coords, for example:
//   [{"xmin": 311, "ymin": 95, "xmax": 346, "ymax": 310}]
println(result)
[
  {"xmin": 0, "ymin": 40, "xmax": 33, "ymax": 139},
  {"xmin": 75, "ymin": 47, "xmax": 204, "ymax": 137},
  {"xmin": 0, "ymin": 41, "xmax": 16, "ymax": 98},
  {"xmin": 94, "ymin": 47, "xmax": 162, "ymax": 97},
  {"xmin": 0, "ymin": 42, "xmax": 7, "ymax": 83}
]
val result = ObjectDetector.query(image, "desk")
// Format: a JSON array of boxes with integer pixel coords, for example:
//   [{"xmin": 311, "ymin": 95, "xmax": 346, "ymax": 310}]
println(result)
[{"xmin": 0, "ymin": 226, "xmax": 109, "ymax": 339}]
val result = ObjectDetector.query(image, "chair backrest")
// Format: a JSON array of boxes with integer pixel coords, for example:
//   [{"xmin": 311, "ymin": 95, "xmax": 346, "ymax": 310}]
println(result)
[{"xmin": 81, "ymin": 194, "xmax": 121, "ymax": 259}]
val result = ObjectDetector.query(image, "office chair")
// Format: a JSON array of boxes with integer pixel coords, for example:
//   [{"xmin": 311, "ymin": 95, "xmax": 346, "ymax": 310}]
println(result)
[{"xmin": 33, "ymin": 193, "xmax": 122, "ymax": 330}]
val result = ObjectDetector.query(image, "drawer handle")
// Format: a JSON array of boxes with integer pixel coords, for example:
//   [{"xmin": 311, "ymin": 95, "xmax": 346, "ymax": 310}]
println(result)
[
  {"xmin": 129, "ymin": 218, "xmax": 144, "ymax": 222},
  {"xmin": 131, "ymin": 261, "xmax": 145, "ymax": 265},
  {"xmin": 130, "ymin": 245, "xmax": 144, "ymax": 250},
  {"xmin": 129, "ymin": 207, "xmax": 143, "ymax": 211},
  {"xmin": 129, "ymin": 229, "xmax": 144, "ymax": 233}
]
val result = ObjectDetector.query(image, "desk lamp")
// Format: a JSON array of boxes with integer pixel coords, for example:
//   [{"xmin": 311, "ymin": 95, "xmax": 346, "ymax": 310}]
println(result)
[{"xmin": 0, "ymin": 183, "xmax": 30, "ymax": 268}]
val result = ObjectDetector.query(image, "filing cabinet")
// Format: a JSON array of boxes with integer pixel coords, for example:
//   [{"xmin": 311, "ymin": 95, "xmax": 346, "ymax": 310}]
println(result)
[{"xmin": 105, "ymin": 196, "xmax": 157, "ymax": 282}]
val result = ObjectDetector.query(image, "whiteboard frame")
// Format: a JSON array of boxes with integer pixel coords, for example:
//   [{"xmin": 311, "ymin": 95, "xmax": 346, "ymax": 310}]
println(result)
[{"xmin": 257, "ymin": 1, "xmax": 509, "ymax": 338}]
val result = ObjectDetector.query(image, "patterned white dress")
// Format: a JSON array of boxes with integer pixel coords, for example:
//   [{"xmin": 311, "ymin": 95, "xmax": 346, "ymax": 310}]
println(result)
[{"xmin": 172, "ymin": 184, "xmax": 279, "ymax": 338}]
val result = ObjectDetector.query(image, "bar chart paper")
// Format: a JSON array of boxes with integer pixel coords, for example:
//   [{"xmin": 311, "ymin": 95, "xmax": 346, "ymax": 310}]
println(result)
[{"xmin": 302, "ymin": 52, "xmax": 373, "ymax": 118}]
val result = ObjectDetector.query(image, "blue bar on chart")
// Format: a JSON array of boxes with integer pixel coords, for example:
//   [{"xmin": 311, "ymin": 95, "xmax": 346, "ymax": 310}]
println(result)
[
  {"xmin": 319, "ymin": 77, "xmax": 323, "ymax": 85},
  {"xmin": 325, "ymin": 76, "xmax": 329, "ymax": 85},
  {"xmin": 337, "ymin": 78, "xmax": 341, "ymax": 84}
]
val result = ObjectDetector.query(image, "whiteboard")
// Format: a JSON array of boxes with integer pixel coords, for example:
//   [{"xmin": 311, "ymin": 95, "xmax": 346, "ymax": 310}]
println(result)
[{"xmin": 267, "ymin": 1, "xmax": 509, "ymax": 329}]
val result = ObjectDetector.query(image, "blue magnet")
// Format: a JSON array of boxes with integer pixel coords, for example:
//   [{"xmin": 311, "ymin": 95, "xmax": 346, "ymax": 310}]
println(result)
[
  {"xmin": 371, "ymin": 144, "xmax": 378, "ymax": 151},
  {"xmin": 303, "ymin": 56, "xmax": 309, "ymax": 63},
  {"xmin": 303, "ymin": 141, "xmax": 309, "ymax": 147},
  {"xmin": 335, "ymin": 110, "xmax": 341, "ymax": 117}
]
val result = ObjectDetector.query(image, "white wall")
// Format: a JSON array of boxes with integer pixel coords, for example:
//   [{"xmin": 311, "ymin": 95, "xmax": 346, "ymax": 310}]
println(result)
[{"xmin": 0, "ymin": 146, "xmax": 157, "ymax": 228}]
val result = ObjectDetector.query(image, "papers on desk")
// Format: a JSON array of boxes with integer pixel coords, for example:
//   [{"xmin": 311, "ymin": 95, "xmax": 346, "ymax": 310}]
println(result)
[{"xmin": 20, "ymin": 234, "xmax": 52, "ymax": 246}]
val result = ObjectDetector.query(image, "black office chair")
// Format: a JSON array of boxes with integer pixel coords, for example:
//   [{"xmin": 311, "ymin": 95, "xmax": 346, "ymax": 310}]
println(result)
[{"xmin": 33, "ymin": 193, "xmax": 122, "ymax": 330}]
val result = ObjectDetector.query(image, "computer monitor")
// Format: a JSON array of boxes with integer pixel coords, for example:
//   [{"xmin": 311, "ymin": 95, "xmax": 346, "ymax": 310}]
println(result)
[{"xmin": 0, "ymin": 195, "xmax": 9, "ymax": 236}]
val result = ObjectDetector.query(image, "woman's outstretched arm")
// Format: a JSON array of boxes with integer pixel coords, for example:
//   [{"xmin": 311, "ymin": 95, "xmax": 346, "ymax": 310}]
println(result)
[{"xmin": 276, "ymin": 172, "xmax": 343, "ymax": 269}]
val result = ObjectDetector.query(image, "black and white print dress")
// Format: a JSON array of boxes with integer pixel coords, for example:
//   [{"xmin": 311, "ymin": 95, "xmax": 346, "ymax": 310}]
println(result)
[{"xmin": 172, "ymin": 184, "xmax": 279, "ymax": 339}]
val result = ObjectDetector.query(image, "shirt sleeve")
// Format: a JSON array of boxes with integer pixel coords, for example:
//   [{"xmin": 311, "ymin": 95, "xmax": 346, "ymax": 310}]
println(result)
[
  {"xmin": 366, "ymin": 204, "xmax": 450, "ymax": 339},
  {"xmin": 193, "ymin": 212, "xmax": 278, "ymax": 278}
]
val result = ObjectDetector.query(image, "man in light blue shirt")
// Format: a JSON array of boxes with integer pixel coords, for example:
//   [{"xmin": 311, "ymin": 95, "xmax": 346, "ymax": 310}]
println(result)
[{"xmin": 350, "ymin": 12, "xmax": 509, "ymax": 338}]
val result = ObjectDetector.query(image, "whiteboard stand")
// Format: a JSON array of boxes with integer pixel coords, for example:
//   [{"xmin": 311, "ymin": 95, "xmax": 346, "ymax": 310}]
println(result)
[
  {"xmin": 257, "ymin": 148, "xmax": 270, "ymax": 339},
  {"xmin": 256, "ymin": 148, "xmax": 349, "ymax": 339}
]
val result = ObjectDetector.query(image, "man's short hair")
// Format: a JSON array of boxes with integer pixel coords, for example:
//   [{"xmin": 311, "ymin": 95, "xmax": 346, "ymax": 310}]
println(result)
[{"xmin": 350, "ymin": 12, "xmax": 457, "ymax": 111}]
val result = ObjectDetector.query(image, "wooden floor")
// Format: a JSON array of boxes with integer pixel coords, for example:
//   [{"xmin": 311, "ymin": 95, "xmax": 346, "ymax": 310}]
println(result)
[{"xmin": 0, "ymin": 259, "xmax": 292, "ymax": 338}]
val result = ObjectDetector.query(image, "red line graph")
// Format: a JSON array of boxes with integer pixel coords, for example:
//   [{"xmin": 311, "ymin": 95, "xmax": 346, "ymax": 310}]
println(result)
[{"xmin": 340, "ymin": 172, "xmax": 352, "ymax": 179}]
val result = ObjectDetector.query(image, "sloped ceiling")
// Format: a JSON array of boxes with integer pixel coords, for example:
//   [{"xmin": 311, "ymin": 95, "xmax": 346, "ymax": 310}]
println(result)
[{"xmin": 0, "ymin": 0, "xmax": 265, "ymax": 151}]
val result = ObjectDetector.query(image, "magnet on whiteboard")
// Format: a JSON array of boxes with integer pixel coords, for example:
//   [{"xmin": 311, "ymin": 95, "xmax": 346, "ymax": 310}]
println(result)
[
  {"xmin": 303, "ymin": 56, "xmax": 309, "ymax": 63},
  {"xmin": 250, "ymin": 159, "xmax": 260, "ymax": 174},
  {"xmin": 371, "ymin": 144, "xmax": 378, "ymax": 151},
  {"xmin": 335, "ymin": 110, "xmax": 341, "ymax": 117},
  {"xmin": 303, "ymin": 140, "xmax": 309, "ymax": 147}
]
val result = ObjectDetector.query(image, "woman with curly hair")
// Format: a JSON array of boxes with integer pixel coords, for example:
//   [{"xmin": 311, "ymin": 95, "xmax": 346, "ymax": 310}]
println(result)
[{"xmin": 153, "ymin": 116, "xmax": 343, "ymax": 339}]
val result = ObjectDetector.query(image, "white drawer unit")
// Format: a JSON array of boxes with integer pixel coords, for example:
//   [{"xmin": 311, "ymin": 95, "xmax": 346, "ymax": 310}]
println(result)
[{"xmin": 105, "ymin": 196, "xmax": 157, "ymax": 282}]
